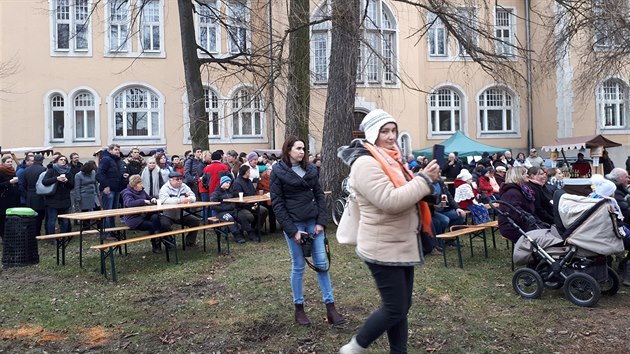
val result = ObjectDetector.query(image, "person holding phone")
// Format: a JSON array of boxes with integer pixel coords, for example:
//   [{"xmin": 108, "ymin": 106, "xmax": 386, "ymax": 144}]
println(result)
[
  {"xmin": 270, "ymin": 136, "xmax": 344, "ymax": 326},
  {"xmin": 42, "ymin": 155, "xmax": 74, "ymax": 236},
  {"xmin": 121, "ymin": 175, "xmax": 169, "ymax": 253}
]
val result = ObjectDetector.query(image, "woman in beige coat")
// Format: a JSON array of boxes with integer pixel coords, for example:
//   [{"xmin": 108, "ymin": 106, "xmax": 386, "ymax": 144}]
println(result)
[{"xmin": 338, "ymin": 109, "xmax": 439, "ymax": 353}]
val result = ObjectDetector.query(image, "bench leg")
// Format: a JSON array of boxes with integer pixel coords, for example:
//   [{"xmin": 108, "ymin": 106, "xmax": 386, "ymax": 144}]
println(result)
[
  {"xmin": 79, "ymin": 232, "xmax": 83, "ymax": 268},
  {"xmin": 441, "ymin": 239, "xmax": 449, "ymax": 267},
  {"xmin": 59, "ymin": 237, "xmax": 71, "ymax": 266},
  {"xmin": 455, "ymin": 237, "xmax": 463, "ymax": 269},
  {"xmin": 482, "ymin": 230, "xmax": 488, "ymax": 258},
  {"xmin": 109, "ymin": 248, "xmax": 118, "ymax": 282},
  {"xmin": 99, "ymin": 249, "xmax": 106, "ymax": 275}
]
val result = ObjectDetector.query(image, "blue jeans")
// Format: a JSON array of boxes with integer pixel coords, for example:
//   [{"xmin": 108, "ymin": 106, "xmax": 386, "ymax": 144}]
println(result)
[
  {"xmin": 433, "ymin": 209, "xmax": 465, "ymax": 234},
  {"xmin": 101, "ymin": 191, "xmax": 120, "ymax": 229},
  {"xmin": 284, "ymin": 220, "xmax": 334, "ymax": 305},
  {"xmin": 46, "ymin": 207, "xmax": 70, "ymax": 235}
]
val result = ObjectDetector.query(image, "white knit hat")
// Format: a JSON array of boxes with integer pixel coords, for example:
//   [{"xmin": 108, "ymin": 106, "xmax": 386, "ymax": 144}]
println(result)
[
  {"xmin": 591, "ymin": 174, "xmax": 616, "ymax": 197},
  {"xmin": 456, "ymin": 169, "xmax": 473, "ymax": 181},
  {"xmin": 360, "ymin": 109, "xmax": 397, "ymax": 144}
]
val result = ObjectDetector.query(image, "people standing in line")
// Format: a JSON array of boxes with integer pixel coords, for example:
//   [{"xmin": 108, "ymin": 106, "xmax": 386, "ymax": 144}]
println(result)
[
  {"xmin": 95, "ymin": 144, "xmax": 127, "ymax": 240},
  {"xmin": 73, "ymin": 161, "xmax": 98, "ymax": 212},
  {"xmin": 17, "ymin": 154, "xmax": 34, "ymax": 206},
  {"xmin": 124, "ymin": 147, "xmax": 146, "ymax": 176},
  {"xmin": 0, "ymin": 155, "xmax": 21, "ymax": 241},
  {"xmin": 271, "ymin": 135, "xmax": 344, "ymax": 327},
  {"xmin": 210, "ymin": 175, "xmax": 247, "ymax": 244},
  {"xmin": 159, "ymin": 171, "xmax": 200, "ymax": 247},
  {"xmin": 122, "ymin": 175, "xmax": 169, "ymax": 253},
  {"xmin": 23, "ymin": 154, "xmax": 47, "ymax": 236},
  {"xmin": 232, "ymin": 164, "xmax": 269, "ymax": 240},
  {"xmin": 140, "ymin": 157, "xmax": 163, "ymax": 199},
  {"xmin": 184, "ymin": 147, "xmax": 204, "ymax": 200},
  {"xmin": 42, "ymin": 155, "xmax": 74, "ymax": 235},
  {"xmin": 337, "ymin": 109, "xmax": 439, "ymax": 353},
  {"xmin": 526, "ymin": 148, "xmax": 544, "ymax": 168}
]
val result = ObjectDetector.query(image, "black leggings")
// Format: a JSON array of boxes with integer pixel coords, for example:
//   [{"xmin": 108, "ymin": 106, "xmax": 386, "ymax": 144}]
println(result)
[{"xmin": 356, "ymin": 263, "xmax": 414, "ymax": 353}]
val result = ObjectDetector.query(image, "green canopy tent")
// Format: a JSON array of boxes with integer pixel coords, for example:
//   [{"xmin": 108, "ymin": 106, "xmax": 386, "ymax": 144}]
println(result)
[{"xmin": 413, "ymin": 131, "xmax": 506, "ymax": 159}]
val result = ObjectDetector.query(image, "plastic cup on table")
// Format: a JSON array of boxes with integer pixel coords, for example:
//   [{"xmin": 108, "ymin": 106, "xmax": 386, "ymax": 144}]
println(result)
[
  {"xmin": 239, "ymin": 192, "xmax": 244, "ymax": 201},
  {"xmin": 157, "ymin": 199, "xmax": 162, "ymax": 207}
]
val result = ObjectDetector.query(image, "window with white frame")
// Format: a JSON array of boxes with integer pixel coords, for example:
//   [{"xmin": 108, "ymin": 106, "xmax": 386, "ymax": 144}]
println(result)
[
  {"xmin": 593, "ymin": 0, "xmax": 630, "ymax": 49},
  {"xmin": 205, "ymin": 87, "xmax": 221, "ymax": 138},
  {"xmin": 429, "ymin": 88, "xmax": 461, "ymax": 134},
  {"xmin": 597, "ymin": 79, "xmax": 627, "ymax": 128},
  {"xmin": 455, "ymin": 7, "xmax": 478, "ymax": 57},
  {"xmin": 428, "ymin": 12, "xmax": 447, "ymax": 56},
  {"xmin": 495, "ymin": 8, "xmax": 515, "ymax": 56},
  {"xmin": 113, "ymin": 87, "xmax": 161, "ymax": 138},
  {"xmin": 479, "ymin": 87, "xmax": 515, "ymax": 133},
  {"xmin": 108, "ymin": 0, "xmax": 130, "ymax": 52},
  {"xmin": 196, "ymin": 0, "xmax": 220, "ymax": 54},
  {"xmin": 231, "ymin": 88, "xmax": 264, "ymax": 137},
  {"xmin": 74, "ymin": 92, "xmax": 96, "ymax": 140},
  {"xmin": 52, "ymin": 0, "xmax": 91, "ymax": 54},
  {"xmin": 227, "ymin": 1, "xmax": 249, "ymax": 54},
  {"xmin": 310, "ymin": 0, "xmax": 397, "ymax": 85},
  {"xmin": 51, "ymin": 94, "xmax": 66, "ymax": 141},
  {"xmin": 139, "ymin": 0, "xmax": 161, "ymax": 52}
]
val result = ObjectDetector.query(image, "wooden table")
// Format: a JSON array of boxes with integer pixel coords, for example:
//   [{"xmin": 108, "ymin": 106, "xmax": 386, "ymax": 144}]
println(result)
[
  {"xmin": 59, "ymin": 201, "xmax": 219, "ymax": 267},
  {"xmin": 223, "ymin": 194, "xmax": 271, "ymax": 242}
]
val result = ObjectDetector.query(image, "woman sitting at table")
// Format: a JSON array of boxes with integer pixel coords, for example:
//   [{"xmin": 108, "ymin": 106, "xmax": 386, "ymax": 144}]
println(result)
[
  {"xmin": 209, "ymin": 175, "xmax": 246, "ymax": 244},
  {"xmin": 231, "ymin": 164, "xmax": 268, "ymax": 240},
  {"xmin": 121, "ymin": 175, "xmax": 170, "ymax": 253}
]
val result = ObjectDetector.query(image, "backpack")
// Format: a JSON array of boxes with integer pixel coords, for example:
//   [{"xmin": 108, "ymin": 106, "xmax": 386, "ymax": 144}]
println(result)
[
  {"xmin": 201, "ymin": 172, "xmax": 211, "ymax": 190},
  {"xmin": 36, "ymin": 170, "xmax": 56, "ymax": 196}
]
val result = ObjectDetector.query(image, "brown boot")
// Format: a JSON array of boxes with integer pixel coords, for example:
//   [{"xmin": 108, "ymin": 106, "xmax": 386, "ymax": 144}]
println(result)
[
  {"xmin": 294, "ymin": 304, "xmax": 311, "ymax": 326},
  {"xmin": 326, "ymin": 302, "xmax": 345, "ymax": 325}
]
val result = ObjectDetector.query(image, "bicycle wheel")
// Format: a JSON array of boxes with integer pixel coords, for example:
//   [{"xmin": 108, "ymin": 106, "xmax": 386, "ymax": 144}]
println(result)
[
  {"xmin": 563, "ymin": 272, "xmax": 601, "ymax": 307},
  {"xmin": 332, "ymin": 198, "xmax": 346, "ymax": 226}
]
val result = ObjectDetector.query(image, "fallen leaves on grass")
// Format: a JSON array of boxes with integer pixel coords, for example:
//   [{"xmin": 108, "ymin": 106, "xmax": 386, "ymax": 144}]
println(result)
[
  {"xmin": 0, "ymin": 324, "xmax": 65, "ymax": 343},
  {"xmin": 207, "ymin": 299, "xmax": 219, "ymax": 306},
  {"xmin": 83, "ymin": 326, "xmax": 111, "ymax": 346}
]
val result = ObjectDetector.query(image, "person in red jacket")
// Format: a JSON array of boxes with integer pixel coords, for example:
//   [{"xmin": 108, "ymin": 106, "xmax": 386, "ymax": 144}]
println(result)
[
  {"xmin": 202, "ymin": 151, "xmax": 229, "ymax": 198},
  {"xmin": 477, "ymin": 167, "xmax": 496, "ymax": 203}
]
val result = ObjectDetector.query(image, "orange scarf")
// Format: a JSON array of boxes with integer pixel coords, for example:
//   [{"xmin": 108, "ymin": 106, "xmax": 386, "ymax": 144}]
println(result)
[{"xmin": 364, "ymin": 142, "xmax": 433, "ymax": 237}]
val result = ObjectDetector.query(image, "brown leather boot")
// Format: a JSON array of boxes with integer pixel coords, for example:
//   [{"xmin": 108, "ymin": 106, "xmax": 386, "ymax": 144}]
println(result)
[
  {"xmin": 326, "ymin": 302, "xmax": 345, "ymax": 325},
  {"xmin": 294, "ymin": 304, "xmax": 311, "ymax": 325}
]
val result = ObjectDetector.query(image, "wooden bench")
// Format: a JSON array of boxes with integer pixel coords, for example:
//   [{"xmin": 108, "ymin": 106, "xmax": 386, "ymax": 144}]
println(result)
[
  {"xmin": 36, "ymin": 226, "xmax": 130, "ymax": 266},
  {"xmin": 436, "ymin": 220, "xmax": 500, "ymax": 268},
  {"xmin": 207, "ymin": 217, "xmax": 232, "ymax": 254},
  {"xmin": 91, "ymin": 222, "xmax": 234, "ymax": 282}
]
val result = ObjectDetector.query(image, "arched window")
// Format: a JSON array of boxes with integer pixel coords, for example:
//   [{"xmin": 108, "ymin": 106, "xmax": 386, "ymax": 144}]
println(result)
[
  {"xmin": 113, "ymin": 86, "xmax": 161, "ymax": 138},
  {"xmin": 74, "ymin": 91, "xmax": 96, "ymax": 140},
  {"xmin": 597, "ymin": 78, "xmax": 628, "ymax": 129},
  {"xmin": 51, "ymin": 94, "xmax": 65, "ymax": 141},
  {"xmin": 398, "ymin": 132, "xmax": 412, "ymax": 157},
  {"xmin": 429, "ymin": 88, "xmax": 461, "ymax": 134},
  {"xmin": 478, "ymin": 86, "xmax": 516, "ymax": 133},
  {"xmin": 205, "ymin": 87, "xmax": 221, "ymax": 138},
  {"xmin": 230, "ymin": 87, "xmax": 264, "ymax": 137},
  {"xmin": 311, "ymin": 0, "xmax": 398, "ymax": 85}
]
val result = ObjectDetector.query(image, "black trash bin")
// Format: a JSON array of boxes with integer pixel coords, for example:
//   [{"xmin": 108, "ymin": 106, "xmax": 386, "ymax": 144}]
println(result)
[{"xmin": 2, "ymin": 207, "xmax": 39, "ymax": 268}]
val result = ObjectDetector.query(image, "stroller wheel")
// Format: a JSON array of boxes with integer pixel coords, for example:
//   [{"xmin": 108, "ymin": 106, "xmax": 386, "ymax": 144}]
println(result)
[
  {"xmin": 512, "ymin": 268, "xmax": 544, "ymax": 299},
  {"xmin": 601, "ymin": 266, "xmax": 620, "ymax": 296},
  {"xmin": 563, "ymin": 273, "xmax": 601, "ymax": 307},
  {"xmin": 535, "ymin": 262, "xmax": 563, "ymax": 289}
]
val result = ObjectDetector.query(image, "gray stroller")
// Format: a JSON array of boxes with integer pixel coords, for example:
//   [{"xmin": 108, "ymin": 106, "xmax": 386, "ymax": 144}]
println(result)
[{"xmin": 495, "ymin": 193, "xmax": 625, "ymax": 307}]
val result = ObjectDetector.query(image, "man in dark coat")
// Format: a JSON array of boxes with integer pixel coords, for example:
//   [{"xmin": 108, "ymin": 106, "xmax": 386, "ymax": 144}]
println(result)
[
  {"xmin": 23, "ymin": 154, "xmax": 47, "ymax": 235},
  {"xmin": 184, "ymin": 147, "xmax": 204, "ymax": 200},
  {"xmin": 96, "ymin": 144, "xmax": 127, "ymax": 238},
  {"xmin": 124, "ymin": 147, "xmax": 146, "ymax": 176}
]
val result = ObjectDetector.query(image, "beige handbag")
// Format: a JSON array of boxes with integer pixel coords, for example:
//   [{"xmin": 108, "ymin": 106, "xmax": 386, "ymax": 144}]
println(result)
[{"xmin": 336, "ymin": 173, "xmax": 359, "ymax": 244}]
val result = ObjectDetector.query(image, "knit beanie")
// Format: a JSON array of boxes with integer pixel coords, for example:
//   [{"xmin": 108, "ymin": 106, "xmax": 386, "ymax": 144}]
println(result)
[
  {"xmin": 359, "ymin": 109, "xmax": 397, "ymax": 144},
  {"xmin": 591, "ymin": 174, "xmax": 616, "ymax": 197},
  {"xmin": 220, "ymin": 175, "xmax": 232, "ymax": 186},
  {"xmin": 247, "ymin": 151, "xmax": 259, "ymax": 162}
]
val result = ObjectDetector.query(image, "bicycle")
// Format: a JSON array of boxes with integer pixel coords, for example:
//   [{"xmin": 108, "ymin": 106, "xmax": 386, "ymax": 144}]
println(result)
[{"xmin": 332, "ymin": 177, "xmax": 350, "ymax": 226}]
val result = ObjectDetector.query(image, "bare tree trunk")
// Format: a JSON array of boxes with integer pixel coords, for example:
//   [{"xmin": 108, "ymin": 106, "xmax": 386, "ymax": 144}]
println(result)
[
  {"xmin": 284, "ymin": 0, "xmax": 311, "ymax": 139},
  {"xmin": 178, "ymin": 0, "xmax": 209, "ymax": 151},
  {"xmin": 320, "ymin": 0, "xmax": 360, "ymax": 198}
]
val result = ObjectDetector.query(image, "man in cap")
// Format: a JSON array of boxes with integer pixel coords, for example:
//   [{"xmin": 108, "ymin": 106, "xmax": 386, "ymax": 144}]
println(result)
[
  {"xmin": 526, "ymin": 148, "xmax": 544, "ymax": 169},
  {"xmin": 159, "ymin": 171, "xmax": 200, "ymax": 247}
]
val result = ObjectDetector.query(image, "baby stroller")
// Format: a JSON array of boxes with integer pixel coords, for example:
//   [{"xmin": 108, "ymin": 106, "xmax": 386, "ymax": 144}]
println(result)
[{"xmin": 492, "ymin": 192, "xmax": 625, "ymax": 307}]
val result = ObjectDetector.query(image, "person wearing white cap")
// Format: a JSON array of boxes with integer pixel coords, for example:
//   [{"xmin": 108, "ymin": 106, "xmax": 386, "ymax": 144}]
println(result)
[
  {"xmin": 337, "ymin": 109, "xmax": 440, "ymax": 353},
  {"xmin": 453, "ymin": 169, "xmax": 490, "ymax": 225}
]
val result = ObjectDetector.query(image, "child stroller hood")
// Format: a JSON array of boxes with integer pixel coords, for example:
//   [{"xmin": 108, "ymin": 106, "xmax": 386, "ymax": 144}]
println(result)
[{"xmin": 557, "ymin": 194, "xmax": 625, "ymax": 255}]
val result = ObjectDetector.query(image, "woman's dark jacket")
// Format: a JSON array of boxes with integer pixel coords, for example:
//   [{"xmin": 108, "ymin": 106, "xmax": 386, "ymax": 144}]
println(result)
[
  {"xmin": 23, "ymin": 162, "xmax": 47, "ymax": 210},
  {"xmin": 210, "ymin": 187, "xmax": 236, "ymax": 213},
  {"xmin": 0, "ymin": 171, "xmax": 20, "ymax": 212},
  {"xmin": 121, "ymin": 185, "xmax": 151, "ymax": 229},
  {"xmin": 270, "ymin": 160, "xmax": 327, "ymax": 237},
  {"xmin": 96, "ymin": 149, "xmax": 125, "ymax": 192},
  {"xmin": 231, "ymin": 176, "xmax": 257, "ymax": 210},
  {"xmin": 498, "ymin": 183, "xmax": 537, "ymax": 242},
  {"xmin": 527, "ymin": 181, "xmax": 554, "ymax": 225},
  {"xmin": 42, "ymin": 165, "xmax": 74, "ymax": 209}
]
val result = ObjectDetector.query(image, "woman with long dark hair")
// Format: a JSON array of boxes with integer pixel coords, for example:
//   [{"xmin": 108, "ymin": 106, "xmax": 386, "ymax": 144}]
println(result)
[{"xmin": 270, "ymin": 136, "xmax": 344, "ymax": 326}]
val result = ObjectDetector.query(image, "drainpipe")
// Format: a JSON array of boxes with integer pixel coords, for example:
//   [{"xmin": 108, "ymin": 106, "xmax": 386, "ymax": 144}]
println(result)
[
  {"xmin": 268, "ymin": 0, "xmax": 276, "ymax": 149},
  {"xmin": 525, "ymin": 0, "xmax": 534, "ymax": 149}
]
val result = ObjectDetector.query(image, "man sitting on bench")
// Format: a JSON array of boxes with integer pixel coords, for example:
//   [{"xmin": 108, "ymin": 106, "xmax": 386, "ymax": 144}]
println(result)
[{"xmin": 159, "ymin": 171, "xmax": 200, "ymax": 247}]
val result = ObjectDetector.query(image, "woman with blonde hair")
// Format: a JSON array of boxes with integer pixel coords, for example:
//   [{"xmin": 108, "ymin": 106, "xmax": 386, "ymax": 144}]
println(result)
[
  {"xmin": 141, "ymin": 157, "xmax": 163, "ymax": 199},
  {"xmin": 497, "ymin": 166, "xmax": 541, "ymax": 243},
  {"xmin": 338, "ymin": 109, "xmax": 439, "ymax": 353}
]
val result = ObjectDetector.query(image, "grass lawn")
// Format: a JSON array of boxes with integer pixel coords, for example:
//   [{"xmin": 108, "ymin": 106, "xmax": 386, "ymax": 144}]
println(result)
[{"xmin": 1, "ymin": 227, "xmax": 629, "ymax": 353}]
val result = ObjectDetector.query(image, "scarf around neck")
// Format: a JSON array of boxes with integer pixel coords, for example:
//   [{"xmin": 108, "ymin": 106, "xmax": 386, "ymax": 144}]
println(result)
[
  {"xmin": 363, "ymin": 142, "xmax": 433, "ymax": 237},
  {"xmin": 0, "ymin": 165, "xmax": 16, "ymax": 177},
  {"xmin": 53, "ymin": 163, "xmax": 71, "ymax": 174}
]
